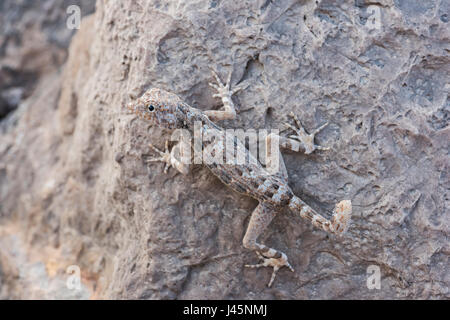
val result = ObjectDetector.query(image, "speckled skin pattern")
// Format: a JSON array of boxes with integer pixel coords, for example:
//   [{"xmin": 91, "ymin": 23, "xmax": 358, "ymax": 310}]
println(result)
[{"xmin": 127, "ymin": 71, "xmax": 352, "ymax": 287}]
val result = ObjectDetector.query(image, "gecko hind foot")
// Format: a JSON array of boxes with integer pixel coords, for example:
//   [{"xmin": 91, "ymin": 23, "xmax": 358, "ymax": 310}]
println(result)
[
  {"xmin": 284, "ymin": 112, "xmax": 330, "ymax": 154},
  {"xmin": 245, "ymin": 251, "xmax": 294, "ymax": 287}
]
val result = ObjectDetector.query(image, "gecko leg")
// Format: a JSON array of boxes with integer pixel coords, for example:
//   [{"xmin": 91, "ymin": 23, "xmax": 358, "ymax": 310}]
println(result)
[
  {"xmin": 265, "ymin": 133, "xmax": 352, "ymax": 235},
  {"xmin": 265, "ymin": 130, "xmax": 317, "ymax": 179},
  {"xmin": 146, "ymin": 140, "xmax": 190, "ymax": 175},
  {"xmin": 243, "ymin": 203, "xmax": 294, "ymax": 287},
  {"xmin": 265, "ymin": 114, "xmax": 330, "ymax": 178},
  {"xmin": 284, "ymin": 112, "xmax": 329, "ymax": 154},
  {"xmin": 205, "ymin": 68, "xmax": 249, "ymax": 121}
]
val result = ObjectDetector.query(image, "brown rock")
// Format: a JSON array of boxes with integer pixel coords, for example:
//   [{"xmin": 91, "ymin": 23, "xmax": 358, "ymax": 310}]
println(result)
[{"xmin": 0, "ymin": 0, "xmax": 448, "ymax": 299}]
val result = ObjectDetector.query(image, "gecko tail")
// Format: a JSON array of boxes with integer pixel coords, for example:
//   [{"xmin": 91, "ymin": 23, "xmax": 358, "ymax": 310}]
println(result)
[
  {"xmin": 330, "ymin": 200, "xmax": 352, "ymax": 235},
  {"xmin": 288, "ymin": 197, "xmax": 352, "ymax": 235}
]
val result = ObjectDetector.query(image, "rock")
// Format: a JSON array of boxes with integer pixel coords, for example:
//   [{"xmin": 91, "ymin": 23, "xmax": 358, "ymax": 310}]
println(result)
[
  {"xmin": 0, "ymin": 0, "xmax": 96, "ymax": 119},
  {"xmin": 0, "ymin": 0, "xmax": 448, "ymax": 299}
]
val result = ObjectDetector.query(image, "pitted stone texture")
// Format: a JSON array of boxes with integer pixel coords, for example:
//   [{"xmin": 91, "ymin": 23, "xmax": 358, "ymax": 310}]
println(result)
[{"xmin": 0, "ymin": 0, "xmax": 448, "ymax": 299}]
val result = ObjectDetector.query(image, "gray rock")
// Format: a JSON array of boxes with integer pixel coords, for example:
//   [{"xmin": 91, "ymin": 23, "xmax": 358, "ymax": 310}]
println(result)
[{"xmin": 0, "ymin": 0, "xmax": 448, "ymax": 299}]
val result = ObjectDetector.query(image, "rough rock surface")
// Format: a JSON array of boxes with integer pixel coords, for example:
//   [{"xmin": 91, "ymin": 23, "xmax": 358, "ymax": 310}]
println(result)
[{"xmin": 0, "ymin": 0, "xmax": 449, "ymax": 299}]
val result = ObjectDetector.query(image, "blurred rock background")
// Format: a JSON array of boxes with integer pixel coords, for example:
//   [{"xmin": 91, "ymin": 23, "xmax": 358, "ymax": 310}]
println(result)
[{"xmin": 0, "ymin": 0, "xmax": 448, "ymax": 299}]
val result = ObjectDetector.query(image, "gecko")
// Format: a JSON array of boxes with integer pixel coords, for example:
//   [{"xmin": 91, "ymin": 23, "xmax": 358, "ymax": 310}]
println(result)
[{"xmin": 126, "ymin": 69, "xmax": 352, "ymax": 287}]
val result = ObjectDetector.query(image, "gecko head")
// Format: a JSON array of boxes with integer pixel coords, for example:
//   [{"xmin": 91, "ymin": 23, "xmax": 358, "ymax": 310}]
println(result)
[{"xmin": 126, "ymin": 88, "xmax": 188, "ymax": 129}]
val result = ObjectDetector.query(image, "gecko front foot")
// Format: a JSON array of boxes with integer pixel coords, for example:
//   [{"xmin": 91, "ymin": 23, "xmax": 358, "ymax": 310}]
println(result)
[
  {"xmin": 146, "ymin": 141, "xmax": 172, "ymax": 173},
  {"xmin": 209, "ymin": 68, "xmax": 248, "ymax": 99},
  {"xmin": 245, "ymin": 251, "xmax": 295, "ymax": 287},
  {"xmin": 204, "ymin": 68, "xmax": 250, "ymax": 121},
  {"xmin": 284, "ymin": 112, "xmax": 330, "ymax": 154}
]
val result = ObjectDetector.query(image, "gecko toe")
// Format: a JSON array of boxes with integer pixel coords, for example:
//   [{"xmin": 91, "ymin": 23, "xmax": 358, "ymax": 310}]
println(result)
[{"xmin": 245, "ymin": 251, "xmax": 294, "ymax": 287}]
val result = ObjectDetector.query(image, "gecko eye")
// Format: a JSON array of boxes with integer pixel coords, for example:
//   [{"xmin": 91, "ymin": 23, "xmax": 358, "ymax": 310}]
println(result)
[{"xmin": 148, "ymin": 104, "xmax": 155, "ymax": 112}]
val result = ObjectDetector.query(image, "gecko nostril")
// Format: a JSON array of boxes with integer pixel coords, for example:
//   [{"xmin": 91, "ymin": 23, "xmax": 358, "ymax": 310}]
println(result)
[{"xmin": 148, "ymin": 104, "xmax": 155, "ymax": 112}]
